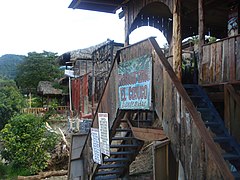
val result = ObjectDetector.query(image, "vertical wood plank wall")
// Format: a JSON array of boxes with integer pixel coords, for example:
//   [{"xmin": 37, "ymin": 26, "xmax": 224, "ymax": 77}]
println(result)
[{"xmin": 201, "ymin": 34, "xmax": 240, "ymax": 85}]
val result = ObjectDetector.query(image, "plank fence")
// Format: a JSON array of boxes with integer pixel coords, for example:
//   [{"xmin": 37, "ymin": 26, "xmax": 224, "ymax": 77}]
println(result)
[{"xmin": 201, "ymin": 34, "xmax": 240, "ymax": 85}]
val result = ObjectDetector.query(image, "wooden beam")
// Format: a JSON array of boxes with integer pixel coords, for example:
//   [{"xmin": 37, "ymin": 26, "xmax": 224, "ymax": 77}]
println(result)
[
  {"xmin": 131, "ymin": 126, "xmax": 168, "ymax": 141},
  {"xmin": 172, "ymin": 0, "xmax": 182, "ymax": 81},
  {"xmin": 127, "ymin": 119, "xmax": 168, "ymax": 141},
  {"xmin": 198, "ymin": 0, "xmax": 205, "ymax": 82}
]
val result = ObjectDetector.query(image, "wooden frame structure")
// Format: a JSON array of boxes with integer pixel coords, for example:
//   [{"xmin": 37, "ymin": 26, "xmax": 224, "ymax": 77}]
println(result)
[{"xmin": 68, "ymin": 0, "xmax": 240, "ymax": 179}]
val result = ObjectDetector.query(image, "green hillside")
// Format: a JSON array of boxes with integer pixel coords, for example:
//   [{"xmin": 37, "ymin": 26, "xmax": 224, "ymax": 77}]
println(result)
[{"xmin": 0, "ymin": 54, "xmax": 25, "ymax": 79}]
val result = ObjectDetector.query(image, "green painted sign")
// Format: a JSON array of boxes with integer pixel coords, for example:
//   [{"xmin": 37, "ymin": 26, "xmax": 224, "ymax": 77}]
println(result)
[{"xmin": 118, "ymin": 55, "xmax": 152, "ymax": 110}]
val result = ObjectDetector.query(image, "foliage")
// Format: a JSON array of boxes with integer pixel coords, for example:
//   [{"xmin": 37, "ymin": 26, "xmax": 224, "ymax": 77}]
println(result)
[
  {"xmin": 52, "ymin": 82, "xmax": 68, "ymax": 94},
  {"xmin": 30, "ymin": 96, "xmax": 43, "ymax": 108},
  {"xmin": 189, "ymin": 35, "xmax": 217, "ymax": 44},
  {"xmin": 0, "ymin": 77, "xmax": 17, "ymax": 88},
  {"xmin": 0, "ymin": 162, "xmax": 31, "ymax": 179},
  {"xmin": 0, "ymin": 54, "xmax": 25, "ymax": 79},
  {"xmin": 0, "ymin": 114, "xmax": 59, "ymax": 174},
  {"xmin": 15, "ymin": 51, "xmax": 63, "ymax": 93},
  {"xmin": 0, "ymin": 86, "xmax": 25, "ymax": 130}
]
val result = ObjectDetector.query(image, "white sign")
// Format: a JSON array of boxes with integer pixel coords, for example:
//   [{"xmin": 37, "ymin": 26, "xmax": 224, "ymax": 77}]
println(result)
[
  {"xmin": 64, "ymin": 69, "xmax": 74, "ymax": 77},
  {"xmin": 91, "ymin": 128, "xmax": 102, "ymax": 164},
  {"xmin": 64, "ymin": 69, "xmax": 79, "ymax": 78},
  {"xmin": 98, "ymin": 113, "xmax": 110, "ymax": 156}
]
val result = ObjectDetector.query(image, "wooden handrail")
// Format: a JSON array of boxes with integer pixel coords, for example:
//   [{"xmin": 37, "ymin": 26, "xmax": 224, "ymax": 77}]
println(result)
[{"xmin": 149, "ymin": 37, "xmax": 234, "ymax": 180}]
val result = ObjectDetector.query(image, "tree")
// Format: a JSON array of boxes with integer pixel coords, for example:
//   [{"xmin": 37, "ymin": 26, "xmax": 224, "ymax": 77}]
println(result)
[
  {"xmin": 0, "ymin": 114, "xmax": 59, "ymax": 174},
  {"xmin": 0, "ymin": 76, "xmax": 17, "ymax": 88},
  {"xmin": 0, "ymin": 85, "xmax": 25, "ymax": 130},
  {"xmin": 15, "ymin": 51, "xmax": 63, "ymax": 93}
]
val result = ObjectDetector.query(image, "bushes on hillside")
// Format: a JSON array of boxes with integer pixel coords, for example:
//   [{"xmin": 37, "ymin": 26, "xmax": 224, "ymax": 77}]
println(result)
[{"xmin": 0, "ymin": 114, "xmax": 59, "ymax": 174}]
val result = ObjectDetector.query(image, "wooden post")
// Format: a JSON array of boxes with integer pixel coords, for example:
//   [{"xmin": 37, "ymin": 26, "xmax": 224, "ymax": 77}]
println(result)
[
  {"xmin": 153, "ymin": 140, "xmax": 170, "ymax": 180},
  {"xmin": 198, "ymin": 0, "xmax": 205, "ymax": 82},
  {"xmin": 172, "ymin": 0, "xmax": 182, "ymax": 81},
  {"xmin": 124, "ymin": 7, "xmax": 129, "ymax": 46}
]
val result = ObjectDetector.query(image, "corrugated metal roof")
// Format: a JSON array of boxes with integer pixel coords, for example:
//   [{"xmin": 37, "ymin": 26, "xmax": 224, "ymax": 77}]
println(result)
[{"xmin": 68, "ymin": 0, "xmax": 126, "ymax": 13}]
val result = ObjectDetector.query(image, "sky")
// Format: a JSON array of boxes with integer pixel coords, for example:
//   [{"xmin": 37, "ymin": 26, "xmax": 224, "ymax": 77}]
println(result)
[{"xmin": 0, "ymin": 0, "xmax": 167, "ymax": 56}]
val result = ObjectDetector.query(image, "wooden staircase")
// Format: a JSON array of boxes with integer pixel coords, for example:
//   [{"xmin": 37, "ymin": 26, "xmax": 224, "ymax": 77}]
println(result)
[
  {"xmin": 184, "ymin": 84, "xmax": 240, "ymax": 179},
  {"xmin": 93, "ymin": 113, "xmax": 144, "ymax": 180},
  {"xmin": 92, "ymin": 110, "xmax": 166, "ymax": 179}
]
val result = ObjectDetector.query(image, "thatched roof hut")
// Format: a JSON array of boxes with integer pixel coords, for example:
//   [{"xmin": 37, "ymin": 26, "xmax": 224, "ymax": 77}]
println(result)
[{"xmin": 37, "ymin": 81, "xmax": 63, "ymax": 96}]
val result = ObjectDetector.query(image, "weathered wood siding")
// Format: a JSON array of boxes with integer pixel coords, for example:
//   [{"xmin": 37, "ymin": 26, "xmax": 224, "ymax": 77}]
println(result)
[
  {"xmin": 201, "ymin": 34, "xmax": 240, "ymax": 85},
  {"xmin": 150, "ymin": 38, "xmax": 233, "ymax": 179}
]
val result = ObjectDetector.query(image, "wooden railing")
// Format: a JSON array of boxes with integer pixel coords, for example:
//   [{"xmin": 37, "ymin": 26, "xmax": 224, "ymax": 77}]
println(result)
[
  {"xmin": 21, "ymin": 106, "xmax": 69, "ymax": 115},
  {"xmin": 224, "ymin": 84, "xmax": 240, "ymax": 143},
  {"xmin": 200, "ymin": 34, "xmax": 240, "ymax": 85}
]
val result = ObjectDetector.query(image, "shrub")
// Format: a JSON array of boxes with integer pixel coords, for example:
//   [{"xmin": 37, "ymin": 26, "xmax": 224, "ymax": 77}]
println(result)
[
  {"xmin": 0, "ymin": 114, "xmax": 59, "ymax": 174},
  {"xmin": 0, "ymin": 86, "xmax": 25, "ymax": 130}
]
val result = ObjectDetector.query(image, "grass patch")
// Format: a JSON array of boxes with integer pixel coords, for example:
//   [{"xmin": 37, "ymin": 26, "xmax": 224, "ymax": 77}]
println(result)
[{"xmin": 0, "ymin": 162, "xmax": 31, "ymax": 180}]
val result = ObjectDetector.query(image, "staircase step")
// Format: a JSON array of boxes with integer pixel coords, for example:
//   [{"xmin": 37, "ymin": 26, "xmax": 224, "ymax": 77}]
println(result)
[
  {"xmin": 204, "ymin": 121, "xmax": 221, "ymax": 127},
  {"xmin": 112, "ymin": 136, "xmax": 134, "ymax": 140},
  {"xmin": 213, "ymin": 136, "xmax": 232, "ymax": 143},
  {"xmin": 98, "ymin": 163, "xmax": 126, "ymax": 169},
  {"xmin": 210, "ymin": 127, "xmax": 225, "ymax": 135},
  {"xmin": 196, "ymin": 107, "xmax": 212, "ymax": 112},
  {"xmin": 110, "ymin": 151, "xmax": 135, "ymax": 155},
  {"xmin": 132, "ymin": 120, "xmax": 152, "ymax": 122},
  {"xmin": 103, "ymin": 157, "xmax": 129, "ymax": 162},
  {"xmin": 96, "ymin": 169, "xmax": 122, "ymax": 175},
  {"xmin": 95, "ymin": 174, "xmax": 119, "ymax": 180},
  {"xmin": 116, "ymin": 128, "xmax": 131, "ymax": 132},
  {"xmin": 188, "ymin": 94, "xmax": 203, "ymax": 98},
  {"xmin": 223, "ymin": 153, "xmax": 240, "ymax": 160},
  {"xmin": 120, "ymin": 119, "xmax": 127, "ymax": 122},
  {"xmin": 232, "ymin": 171, "xmax": 240, "ymax": 179},
  {"xmin": 110, "ymin": 144, "xmax": 139, "ymax": 148}
]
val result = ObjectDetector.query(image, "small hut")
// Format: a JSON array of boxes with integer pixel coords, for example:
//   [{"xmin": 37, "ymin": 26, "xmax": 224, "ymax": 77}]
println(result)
[{"xmin": 37, "ymin": 81, "xmax": 63, "ymax": 107}]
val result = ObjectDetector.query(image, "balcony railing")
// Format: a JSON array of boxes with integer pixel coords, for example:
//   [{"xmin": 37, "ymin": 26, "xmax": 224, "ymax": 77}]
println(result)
[
  {"xmin": 21, "ymin": 106, "xmax": 69, "ymax": 115},
  {"xmin": 200, "ymin": 34, "xmax": 240, "ymax": 85}
]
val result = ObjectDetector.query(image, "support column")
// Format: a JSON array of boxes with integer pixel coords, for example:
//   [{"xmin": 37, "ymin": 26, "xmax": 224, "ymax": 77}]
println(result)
[
  {"xmin": 172, "ymin": 0, "xmax": 182, "ymax": 81},
  {"xmin": 198, "ymin": 0, "xmax": 205, "ymax": 82},
  {"xmin": 124, "ymin": 7, "xmax": 130, "ymax": 46}
]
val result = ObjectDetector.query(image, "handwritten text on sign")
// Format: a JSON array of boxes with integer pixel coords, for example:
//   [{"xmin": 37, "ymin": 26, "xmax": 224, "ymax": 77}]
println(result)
[
  {"xmin": 118, "ymin": 55, "xmax": 152, "ymax": 109},
  {"xmin": 91, "ymin": 128, "xmax": 102, "ymax": 164},
  {"xmin": 98, "ymin": 113, "xmax": 110, "ymax": 156}
]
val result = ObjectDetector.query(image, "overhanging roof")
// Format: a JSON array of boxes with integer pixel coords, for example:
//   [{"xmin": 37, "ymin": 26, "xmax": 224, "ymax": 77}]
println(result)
[{"xmin": 69, "ymin": 0, "xmax": 126, "ymax": 13}]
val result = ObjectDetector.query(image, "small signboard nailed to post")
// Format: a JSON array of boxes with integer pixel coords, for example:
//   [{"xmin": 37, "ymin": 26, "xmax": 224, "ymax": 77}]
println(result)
[
  {"xmin": 118, "ymin": 55, "xmax": 152, "ymax": 110},
  {"xmin": 98, "ymin": 113, "xmax": 110, "ymax": 156},
  {"xmin": 91, "ymin": 128, "xmax": 102, "ymax": 164}
]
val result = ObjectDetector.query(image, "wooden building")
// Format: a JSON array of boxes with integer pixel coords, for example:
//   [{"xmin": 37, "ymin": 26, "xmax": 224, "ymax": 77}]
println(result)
[{"xmin": 68, "ymin": 0, "xmax": 240, "ymax": 179}]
